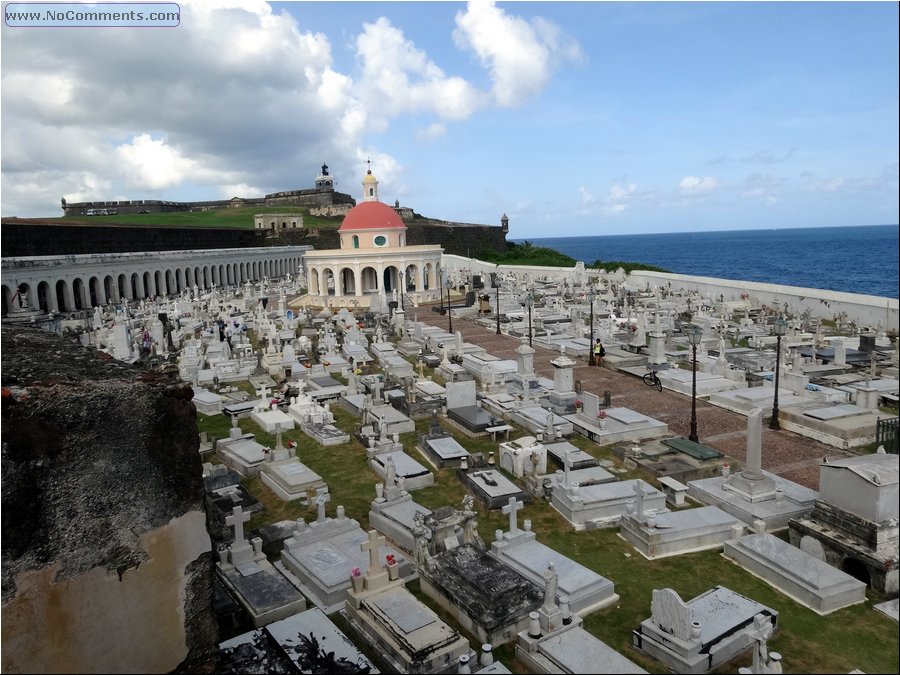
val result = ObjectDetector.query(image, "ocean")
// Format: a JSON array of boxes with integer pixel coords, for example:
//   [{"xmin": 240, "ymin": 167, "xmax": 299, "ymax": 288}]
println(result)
[{"xmin": 519, "ymin": 224, "xmax": 898, "ymax": 299}]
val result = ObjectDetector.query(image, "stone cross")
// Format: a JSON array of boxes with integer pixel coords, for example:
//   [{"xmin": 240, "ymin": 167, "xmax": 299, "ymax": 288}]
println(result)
[
  {"xmin": 225, "ymin": 505, "xmax": 251, "ymax": 545},
  {"xmin": 749, "ymin": 613, "xmax": 774, "ymax": 674},
  {"xmin": 361, "ymin": 529, "xmax": 387, "ymax": 576},
  {"xmin": 314, "ymin": 489, "xmax": 331, "ymax": 522},
  {"xmin": 633, "ymin": 481, "xmax": 648, "ymax": 521},
  {"xmin": 502, "ymin": 496, "xmax": 525, "ymax": 536},
  {"xmin": 256, "ymin": 383, "xmax": 271, "ymax": 404}
]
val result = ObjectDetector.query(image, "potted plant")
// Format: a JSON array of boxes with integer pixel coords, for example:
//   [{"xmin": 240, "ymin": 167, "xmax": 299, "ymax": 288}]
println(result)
[
  {"xmin": 385, "ymin": 554, "xmax": 400, "ymax": 580},
  {"xmin": 597, "ymin": 409, "xmax": 608, "ymax": 430},
  {"xmin": 350, "ymin": 566, "xmax": 364, "ymax": 592}
]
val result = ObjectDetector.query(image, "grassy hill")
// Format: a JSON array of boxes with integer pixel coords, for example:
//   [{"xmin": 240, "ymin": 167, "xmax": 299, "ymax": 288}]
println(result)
[{"xmin": 57, "ymin": 206, "xmax": 343, "ymax": 229}]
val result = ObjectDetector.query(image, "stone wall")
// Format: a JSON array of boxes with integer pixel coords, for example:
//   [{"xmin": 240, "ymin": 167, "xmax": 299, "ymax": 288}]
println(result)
[
  {"xmin": 2, "ymin": 220, "xmax": 508, "ymax": 259},
  {"xmin": 406, "ymin": 222, "xmax": 508, "ymax": 256},
  {"xmin": 61, "ymin": 187, "xmax": 355, "ymax": 216},
  {"xmin": 2, "ymin": 221, "xmax": 267, "ymax": 256},
  {"xmin": 0, "ymin": 325, "xmax": 217, "ymax": 673}
]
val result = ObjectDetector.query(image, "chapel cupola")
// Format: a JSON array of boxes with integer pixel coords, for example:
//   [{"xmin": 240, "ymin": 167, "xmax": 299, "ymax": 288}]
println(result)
[{"xmin": 362, "ymin": 159, "xmax": 379, "ymax": 202}]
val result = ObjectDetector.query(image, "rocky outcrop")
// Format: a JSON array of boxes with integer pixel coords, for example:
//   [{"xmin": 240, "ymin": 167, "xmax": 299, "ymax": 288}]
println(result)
[{"xmin": 1, "ymin": 325, "xmax": 217, "ymax": 673}]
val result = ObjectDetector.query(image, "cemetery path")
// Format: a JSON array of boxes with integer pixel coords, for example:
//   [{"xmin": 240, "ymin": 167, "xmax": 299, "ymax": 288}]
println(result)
[{"xmin": 415, "ymin": 309, "xmax": 845, "ymax": 490}]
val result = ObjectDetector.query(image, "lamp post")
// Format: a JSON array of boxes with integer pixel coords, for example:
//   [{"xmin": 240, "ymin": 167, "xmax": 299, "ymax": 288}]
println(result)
[
  {"xmin": 439, "ymin": 269, "xmax": 445, "ymax": 314},
  {"xmin": 494, "ymin": 274, "xmax": 501, "ymax": 335},
  {"xmin": 687, "ymin": 324, "xmax": 703, "ymax": 442},
  {"xmin": 587, "ymin": 287, "xmax": 597, "ymax": 366},
  {"xmin": 523, "ymin": 291, "xmax": 533, "ymax": 347},
  {"xmin": 447, "ymin": 280, "xmax": 453, "ymax": 333},
  {"xmin": 770, "ymin": 316, "xmax": 787, "ymax": 430}
]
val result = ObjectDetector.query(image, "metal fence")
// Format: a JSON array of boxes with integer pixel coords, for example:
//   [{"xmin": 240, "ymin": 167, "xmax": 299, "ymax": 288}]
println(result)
[{"xmin": 876, "ymin": 417, "xmax": 899, "ymax": 454}]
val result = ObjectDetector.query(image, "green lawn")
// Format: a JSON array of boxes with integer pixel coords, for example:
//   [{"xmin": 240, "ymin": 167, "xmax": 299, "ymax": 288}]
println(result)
[
  {"xmin": 197, "ymin": 394, "xmax": 899, "ymax": 674},
  {"xmin": 58, "ymin": 205, "xmax": 343, "ymax": 229}
]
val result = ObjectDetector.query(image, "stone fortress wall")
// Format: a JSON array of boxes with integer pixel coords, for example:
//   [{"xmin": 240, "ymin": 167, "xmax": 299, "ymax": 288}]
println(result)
[{"xmin": 60, "ymin": 186, "xmax": 355, "ymax": 217}]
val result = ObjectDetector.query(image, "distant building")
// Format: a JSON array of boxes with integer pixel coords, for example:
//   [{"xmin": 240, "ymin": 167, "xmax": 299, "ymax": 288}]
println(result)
[{"xmin": 254, "ymin": 214, "xmax": 304, "ymax": 233}]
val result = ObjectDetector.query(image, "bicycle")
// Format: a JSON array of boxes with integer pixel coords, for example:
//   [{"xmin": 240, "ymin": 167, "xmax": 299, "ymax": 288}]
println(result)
[{"xmin": 642, "ymin": 367, "xmax": 662, "ymax": 392}]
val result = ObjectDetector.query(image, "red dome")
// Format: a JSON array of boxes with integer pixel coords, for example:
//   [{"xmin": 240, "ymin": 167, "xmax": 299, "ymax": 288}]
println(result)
[{"xmin": 338, "ymin": 201, "xmax": 407, "ymax": 231}]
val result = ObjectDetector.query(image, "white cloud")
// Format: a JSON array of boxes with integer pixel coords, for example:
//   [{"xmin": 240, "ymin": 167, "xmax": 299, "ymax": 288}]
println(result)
[
  {"xmin": 579, "ymin": 186, "xmax": 597, "ymax": 206},
  {"xmin": 741, "ymin": 173, "xmax": 785, "ymax": 201},
  {"xmin": 1, "ymin": 0, "xmax": 580, "ymax": 216},
  {"xmin": 355, "ymin": 17, "xmax": 485, "ymax": 123},
  {"xmin": 605, "ymin": 182, "xmax": 637, "ymax": 214},
  {"xmin": 116, "ymin": 135, "xmax": 197, "ymax": 191},
  {"xmin": 678, "ymin": 176, "xmax": 719, "ymax": 196},
  {"xmin": 453, "ymin": 0, "xmax": 582, "ymax": 107},
  {"xmin": 417, "ymin": 123, "xmax": 448, "ymax": 141}
]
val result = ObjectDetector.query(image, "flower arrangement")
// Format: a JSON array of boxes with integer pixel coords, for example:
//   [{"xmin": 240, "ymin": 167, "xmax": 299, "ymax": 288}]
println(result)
[
  {"xmin": 351, "ymin": 567, "xmax": 362, "ymax": 578},
  {"xmin": 385, "ymin": 554, "xmax": 396, "ymax": 566},
  {"xmin": 575, "ymin": 400, "xmax": 582, "ymax": 408},
  {"xmin": 597, "ymin": 410, "xmax": 608, "ymax": 420}
]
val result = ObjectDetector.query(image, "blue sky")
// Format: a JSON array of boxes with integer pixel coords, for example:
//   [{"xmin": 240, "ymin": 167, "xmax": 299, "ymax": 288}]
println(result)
[{"xmin": 2, "ymin": 1, "xmax": 897, "ymax": 238}]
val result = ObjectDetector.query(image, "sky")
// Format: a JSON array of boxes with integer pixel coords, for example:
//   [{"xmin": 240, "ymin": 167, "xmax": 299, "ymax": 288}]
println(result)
[{"xmin": 1, "ymin": 1, "xmax": 898, "ymax": 238}]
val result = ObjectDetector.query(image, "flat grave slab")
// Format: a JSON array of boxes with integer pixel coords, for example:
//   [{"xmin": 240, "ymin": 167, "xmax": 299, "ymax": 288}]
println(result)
[
  {"xmin": 662, "ymin": 437, "xmax": 723, "ymax": 461},
  {"xmin": 521, "ymin": 625, "xmax": 648, "ymax": 674},
  {"xmin": 280, "ymin": 517, "xmax": 409, "ymax": 614},
  {"xmin": 688, "ymin": 471, "xmax": 817, "ymax": 531},
  {"xmin": 463, "ymin": 469, "xmax": 527, "ymax": 510},
  {"xmin": 415, "ymin": 380, "xmax": 445, "ymax": 396},
  {"xmin": 370, "ymin": 497, "xmax": 432, "ymax": 555},
  {"xmin": 875, "ymin": 598, "xmax": 899, "ymax": 622},
  {"xmin": 448, "ymin": 405, "xmax": 494, "ymax": 434},
  {"xmin": 803, "ymin": 404, "xmax": 870, "ymax": 420},
  {"xmin": 301, "ymin": 422, "xmax": 350, "ymax": 447},
  {"xmin": 620, "ymin": 505, "xmax": 742, "ymax": 559},
  {"xmin": 492, "ymin": 537, "xmax": 618, "ymax": 616},
  {"xmin": 419, "ymin": 435, "xmax": 470, "ymax": 468},
  {"xmin": 260, "ymin": 459, "xmax": 325, "ymax": 502},
  {"xmin": 370, "ymin": 451, "xmax": 434, "ymax": 491},
  {"xmin": 251, "ymin": 408, "xmax": 296, "ymax": 433},
  {"xmin": 723, "ymin": 532, "xmax": 867, "ymax": 615},
  {"xmin": 420, "ymin": 543, "xmax": 543, "ymax": 647},
  {"xmin": 264, "ymin": 607, "xmax": 378, "ymax": 673},
  {"xmin": 216, "ymin": 560, "xmax": 306, "ymax": 628},
  {"xmin": 545, "ymin": 440, "xmax": 597, "ymax": 470}
]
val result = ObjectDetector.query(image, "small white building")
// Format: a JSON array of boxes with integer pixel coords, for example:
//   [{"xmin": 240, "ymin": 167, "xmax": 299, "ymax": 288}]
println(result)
[
  {"xmin": 296, "ymin": 166, "xmax": 443, "ymax": 312},
  {"xmin": 254, "ymin": 214, "xmax": 303, "ymax": 232}
]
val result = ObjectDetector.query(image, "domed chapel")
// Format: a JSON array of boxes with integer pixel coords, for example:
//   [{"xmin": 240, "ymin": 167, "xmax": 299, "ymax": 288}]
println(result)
[{"xmin": 297, "ymin": 164, "xmax": 444, "ymax": 311}]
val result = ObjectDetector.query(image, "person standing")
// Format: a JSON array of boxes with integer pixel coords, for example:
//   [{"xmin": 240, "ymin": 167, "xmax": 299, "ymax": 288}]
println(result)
[{"xmin": 593, "ymin": 339, "xmax": 605, "ymax": 367}]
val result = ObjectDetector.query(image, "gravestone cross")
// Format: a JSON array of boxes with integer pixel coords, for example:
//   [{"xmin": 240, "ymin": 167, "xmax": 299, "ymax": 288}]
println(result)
[
  {"xmin": 749, "ymin": 613, "xmax": 774, "ymax": 674},
  {"xmin": 314, "ymin": 489, "xmax": 331, "ymax": 522},
  {"xmin": 361, "ymin": 529, "xmax": 387, "ymax": 576},
  {"xmin": 633, "ymin": 481, "xmax": 648, "ymax": 521},
  {"xmin": 502, "ymin": 496, "xmax": 525, "ymax": 536},
  {"xmin": 225, "ymin": 505, "xmax": 251, "ymax": 545}
]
